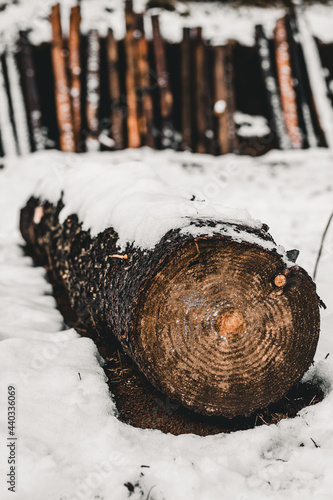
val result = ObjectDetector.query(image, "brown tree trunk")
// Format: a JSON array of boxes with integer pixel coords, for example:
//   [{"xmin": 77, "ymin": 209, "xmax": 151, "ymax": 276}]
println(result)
[{"xmin": 20, "ymin": 196, "xmax": 320, "ymax": 418}]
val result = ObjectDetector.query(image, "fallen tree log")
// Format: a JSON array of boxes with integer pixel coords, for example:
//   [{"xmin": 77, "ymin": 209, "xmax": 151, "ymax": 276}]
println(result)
[{"xmin": 20, "ymin": 165, "xmax": 320, "ymax": 418}]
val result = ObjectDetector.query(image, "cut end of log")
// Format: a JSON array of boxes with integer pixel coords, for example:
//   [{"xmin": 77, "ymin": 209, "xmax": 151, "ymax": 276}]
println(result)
[
  {"xmin": 134, "ymin": 237, "xmax": 320, "ymax": 418},
  {"xmin": 219, "ymin": 309, "xmax": 246, "ymax": 338},
  {"xmin": 274, "ymin": 273, "xmax": 287, "ymax": 287}
]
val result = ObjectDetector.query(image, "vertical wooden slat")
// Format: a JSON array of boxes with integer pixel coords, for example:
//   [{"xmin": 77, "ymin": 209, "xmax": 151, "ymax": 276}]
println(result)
[
  {"xmin": 133, "ymin": 14, "xmax": 145, "ymax": 145},
  {"xmin": 225, "ymin": 41, "xmax": 238, "ymax": 153},
  {"xmin": 292, "ymin": 0, "xmax": 332, "ymax": 148},
  {"xmin": 286, "ymin": 11, "xmax": 323, "ymax": 148},
  {"xmin": 17, "ymin": 31, "xmax": 47, "ymax": 152},
  {"xmin": 180, "ymin": 27, "xmax": 192, "ymax": 151},
  {"xmin": 194, "ymin": 27, "xmax": 207, "ymax": 154},
  {"xmin": 274, "ymin": 17, "xmax": 303, "ymax": 149},
  {"xmin": 255, "ymin": 24, "xmax": 292, "ymax": 150},
  {"xmin": 151, "ymin": 14, "xmax": 174, "ymax": 147},
  {"xmin": 5, "ymin": 48, "xmax": 31, "ymax": 155},
  {"xmin": 0, "ymin": 57, "xmax": 17, "ymax": 157},
  {"xmin": 107, "ymin": 28, "xmax": 124, "ymax": 150},
  {"xmin": 136, "ymin": 13, "xmax": 155, "ymax": 148},
  {"xmin": 213, "ymin": 45, "xmax": 229, "ymax": 155},
  {"xmin": 124, "ymin": 0, "xmax": 141, "ymax": 148},
  {"xmin": 86, "ymin": 29, "xmax": 100, "ymax": 152},
  {"xmin": 285, "ymin": 14, "xmax": 315, "ymax": 148},
  {"xmin": 50, "ymin": 3, "xmax": 75, "ymax": 152},
  {"xmin": 68, "ymin": 5, "xmax": 82, "ymax": 151}
]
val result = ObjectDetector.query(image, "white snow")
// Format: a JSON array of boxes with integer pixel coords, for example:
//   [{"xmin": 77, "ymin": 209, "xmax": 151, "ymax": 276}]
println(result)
[
  {"xmin": 3, "ymin": 149, "xmax": 297, "ymax": 265},
  {"xmin": 0, "ymin": 0, "xmax": 331, "ymax": 47},
  {"xmin": 234, "ymin": 111, "xmax": 271, "ymax": 138},
  {"xmin": 214, "ymin": 99, "xmax": 227, "ymax": 116},
  {"xmin": 1, "ymin": 147, "xmax": 333, "ymax": 499}
]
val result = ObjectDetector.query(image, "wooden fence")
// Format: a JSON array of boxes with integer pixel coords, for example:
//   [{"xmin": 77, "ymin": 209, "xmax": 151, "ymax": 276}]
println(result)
[{"xmin": 0, "ymin": 0, "xmax": 331, "ymax": 158}]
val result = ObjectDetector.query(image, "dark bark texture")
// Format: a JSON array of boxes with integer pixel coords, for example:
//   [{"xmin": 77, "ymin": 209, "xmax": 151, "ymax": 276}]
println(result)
[{"xmin": 20, "ymin": 196, "xmax": 320, "ymax": 419}]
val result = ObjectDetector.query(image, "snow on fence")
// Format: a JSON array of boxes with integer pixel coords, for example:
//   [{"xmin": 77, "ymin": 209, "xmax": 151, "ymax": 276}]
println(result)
[{"xmin": 0, "ymin": 0, "xmax": 332, "ymax": 158}]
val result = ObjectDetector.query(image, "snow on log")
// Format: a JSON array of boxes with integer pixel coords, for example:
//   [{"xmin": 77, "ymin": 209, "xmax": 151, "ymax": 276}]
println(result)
[{"xmin": 19, "ymin": 161, "xmax": 320, "ymax": 418}]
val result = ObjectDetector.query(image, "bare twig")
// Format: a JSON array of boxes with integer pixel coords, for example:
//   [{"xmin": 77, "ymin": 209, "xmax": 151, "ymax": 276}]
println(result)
[{"xmin": 313, "ymin": 210, "xmax": 333, "ymax": 280}]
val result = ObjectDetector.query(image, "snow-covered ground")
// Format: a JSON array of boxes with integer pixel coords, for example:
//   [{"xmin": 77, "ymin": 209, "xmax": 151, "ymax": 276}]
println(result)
[{"xmin": 1, "ymin": 147, "xmax": 333, "ymax": 499}]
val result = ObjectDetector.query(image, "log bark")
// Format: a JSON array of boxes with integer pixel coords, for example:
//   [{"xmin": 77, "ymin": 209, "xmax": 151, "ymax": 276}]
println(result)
[{"xmin": 20, "ymin": 194, "xmax": 320, "ymax": 418}]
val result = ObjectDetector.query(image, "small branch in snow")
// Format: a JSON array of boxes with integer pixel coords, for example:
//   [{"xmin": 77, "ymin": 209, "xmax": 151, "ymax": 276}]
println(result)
[
  {"xmin": 310, "ymin": 437, "xmax": 319, "ymax": 448},
  {"xmin": 313, "ymin": 210, "xmax": 333, "ymax": 280}
]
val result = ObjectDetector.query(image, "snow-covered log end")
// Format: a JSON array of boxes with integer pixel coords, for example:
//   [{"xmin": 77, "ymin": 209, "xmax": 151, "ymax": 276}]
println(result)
[{"xmin": 19, "ymin": 160, "xmax": 321, "ymax": 419}]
